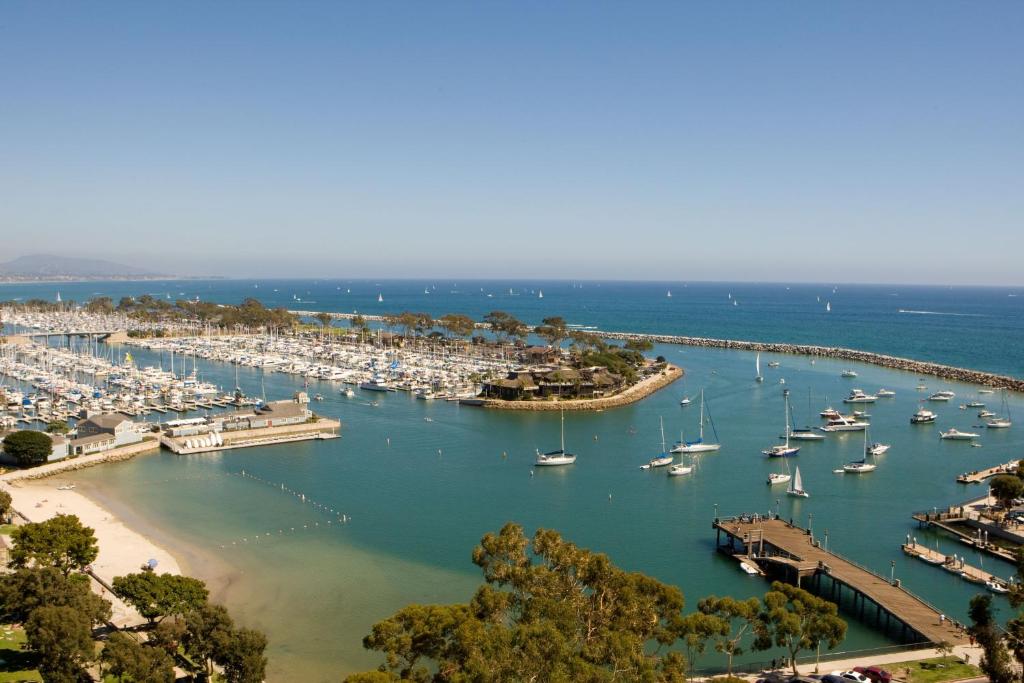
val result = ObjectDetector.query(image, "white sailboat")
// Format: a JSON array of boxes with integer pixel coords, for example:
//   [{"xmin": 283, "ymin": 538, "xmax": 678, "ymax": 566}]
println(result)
[
  {"xmin": 667, "ymin": 290, "xmax": 672, "ymax": 298},
  {"xmin": 535, "ymin": 411, "xmax": 577, "ymax": 466},
  {"xmin": 826, "ymin": 301, "xmax": 831, "ymax": 312},
  {"xmin": 787, "ymin": 466, "xmax": 809, "ymax": 497},
  {"xmin": 672, "ymin": 389, "xmax": 721, "ymax": 453},
  {"xmin": 767, "ymin": 456, "xmax": 792, "ymax": 486},
  {"xmin": 986, "ymin": 391, "xmax": 1013, "ymax": 428},
  {"xmin": 377, "ymin": 293, "xmax": 383, "ymax": 302},
  {"xmin": 538, "ymin": 290, "xmax": 544, "ymax": 299},
  {"xmin": 755, "ymin": 352, "xmax": 764, "ymax": 383},
  {"xmin": 842, "ymin": 429, "xmax": 877, "ymax": 473},
  {"xmin": 641, "ymin": 417, "xmax": 674, "ymax": 469},
  {"xmin": 764, "ymin": 389, "xmax": 800, "ymax": 457}
]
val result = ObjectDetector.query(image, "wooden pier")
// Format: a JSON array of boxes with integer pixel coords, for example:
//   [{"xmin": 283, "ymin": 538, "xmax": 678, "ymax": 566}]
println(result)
[
  {"xmin": 902, "ymin": 541, "xmax": 1008, "ymax": 588},
  {"xmin": 714, "ymin": 516, "xmax": 968, "ymax": 646},
  {"xmin": 958, "ymin": 461, "xmax": 1019, "ymax": 484},
  {"xmin": 912, "ymin": 507, "xmax": 1018, "ymax": 563}
]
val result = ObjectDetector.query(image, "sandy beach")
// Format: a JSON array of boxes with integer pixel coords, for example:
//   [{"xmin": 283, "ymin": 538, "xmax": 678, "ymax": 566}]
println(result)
[{"xmin": 2, "ymin": 478, "xmax": 182, "ymax": 626}]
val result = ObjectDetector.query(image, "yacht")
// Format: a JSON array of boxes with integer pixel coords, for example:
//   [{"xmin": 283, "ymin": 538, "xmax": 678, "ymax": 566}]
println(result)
[
  {"xmin": 414, "ymin": 389, "xmax": 436, "ymax": 400},
  {"xmin": 359, "ymin": 377, "xmax": 396, "ymax": 392},
  {"xmin": 820, "ymin": 416, "xmax": 868, "ymax": 432},
  {"xmin": 764, "ymin": 389, "xmax": 800, "ymax": 457},
  {"xmin": 987, "ymin": 418, "xmax": 1013, "ymax": 429},
  {"xmin": 841, "ymin": 370, "xmax": 858, "ymax": 378},
  {"xmin": 979, "ymin": 389, "xmax": 996, "ymax": 395},
  {"xmin": 679, "ymin": 395, "xmax": 692, "ymax": 405},
  {"xmin": 911, "ymin": 408, "xmax": 937, "ymax": 424},
  {"xmin": 843, "ymin": 389, "xmax": 877, "ymax": 404},
  {"xmin": 342, "ymin": 387, "xmax": 355, "ymax": 398},
  {"xmin": 641, "ymin": 417, "xmax": 674, "ymax": 469},
  {"xmin": 966, "ymin": 401, "xmax": 985, "ymax": 408},
  {"xmin": 768, "ymin": 456, "xmax": 792, "ymax": 486},
  {"xmin": 940, "ymin": 428, "xmax": 979, "ymax": 441},
  {"xmin": 667, "ymin": 459, "xmax": 693, "ymax": 477},
  {"xmin": 843, "ymin": 460, "xmax": 877, "ymax": 474},
  {"xmin": 928, "ymin": 392, "xmax": 952, "ymax": 402},
  {"xmin": 820, "ymin": 407, "xmax": 842, "ymax": 419},
  {"xmin": 979, "ymin": 410, "xmax": 996, "ymax": 418},
  {"xmin": 867, "ymin": 442, "xmax": 890, "ymax": 456},
  {"xmin": 534, "ymin": 411, "xmax": 576, "ymax": 466},
  {"xmin": 877, "ymin": 389, "xmax": 896, "ymax": 397},
  {"xmin": 787, "ymin": 427, "xmax": 825, "ymax": 441},
  {"xmin": 671, "ymin": 389, "xmax": 721, "ymax": 453}
]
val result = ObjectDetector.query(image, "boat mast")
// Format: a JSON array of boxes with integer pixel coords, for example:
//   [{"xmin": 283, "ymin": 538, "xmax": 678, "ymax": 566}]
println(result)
[
  {"xmin": 560, "ymin": 410, "xmax": 565, "ymax": 453},
  {"xmin": 783, "ymin": 389, "xmax": 791, "ymax": 448},
  {"xmin": 660, "ymin": 416, "xmax": 666, "ymax": 454},
  {"xmin": 699, "ymin": 388, "xmax": 705, "ymax": 441}
]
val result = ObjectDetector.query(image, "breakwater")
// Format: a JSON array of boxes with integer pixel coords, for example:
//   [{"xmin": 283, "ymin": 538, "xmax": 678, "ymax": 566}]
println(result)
[
  {"xmin": 0, "ymin": 439, "xmax": 161, "ymax": 482},
  {"xmin": 479, "ymin": 365, "xmax": 682, "ymax": 411},
  {"xmin": 600, "ymin": 331, "xmax": 1024, "ymax": 392}
]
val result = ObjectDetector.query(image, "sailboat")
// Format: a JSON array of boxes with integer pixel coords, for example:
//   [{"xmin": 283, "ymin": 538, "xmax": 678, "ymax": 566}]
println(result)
[
  {"xmin": 843, "ymin": 429, "xmax": 878, "ymax": 473},
  {"xmin": 755, "ymin": 353, "xmax": 764, "ymax": 383},
  {"xmin": 667, "ymin": 290, "xmax": 672, "ymax": 298},
  {"xmin": 535, "ymin": 411, "xmax": 577, "ymax": 466},
  {"xmin": 377, "ymin": 293, "xmax": 383, "ymax": 302},
  {"xmin": 986, "ymin": 391, "xmax": 1013, "ymax": 428},
  {"xmin": 763, "ymin": 389, "xmax": 799, "ymax": 457},
  {"xmin": 641, "ymin": 417, "xmax": 674, "ymax": 469},
  {"xmin": 787, "ymin": 466, "xmax": 809, "ymax": 497},
  {"xmin": 767, "ymin": 457, "xmax": 792, "ymax": 486},
  {"xmin": 538, "ymin": 290, "xmax": 544, "ymax": 299},
  {"xmin": 672, "ymin": 389, "xmax": 721, "ymax": 453},
  {"xmin": 826, "ymin": 301, "xmax": 831, "ymax": 312}
]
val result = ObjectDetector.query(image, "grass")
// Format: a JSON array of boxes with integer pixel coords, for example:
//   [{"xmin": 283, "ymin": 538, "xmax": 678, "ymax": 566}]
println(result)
[
  {"xmin": 887, "ymin": 656, "xmax": 982, "ymax": 683},
  {"xmin": 0, "ymin": 625, "xmax": 41, "ymax": 683},
  {"xmin": 0, "ymin": 525, "xmax": 18, "ymax": 536}
]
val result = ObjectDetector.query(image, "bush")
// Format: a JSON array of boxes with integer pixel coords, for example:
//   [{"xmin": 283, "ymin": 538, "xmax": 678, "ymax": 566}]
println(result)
[{"xmin": 2, "ymin": 430, "xmax": 54, "ymax": 467}]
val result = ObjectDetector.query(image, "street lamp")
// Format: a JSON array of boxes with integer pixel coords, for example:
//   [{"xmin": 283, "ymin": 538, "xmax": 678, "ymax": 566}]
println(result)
[
  {"xmin": 890, "ymin": 560, "xmax": 896, "ymax": 584},
  {"xmin": 808, "ymin": 513, "xmax": 813, "ymax": 536},
  {"xmin": 713, "ymin": 503, "xmax": 719, "ymax": 521},
  {"xmin": 824, "ymin": 528, "xmax": 829, "ymax": 552},
  {"xmin": 775, "ymin": 499, "xmax": 780, "ymax": 519}
]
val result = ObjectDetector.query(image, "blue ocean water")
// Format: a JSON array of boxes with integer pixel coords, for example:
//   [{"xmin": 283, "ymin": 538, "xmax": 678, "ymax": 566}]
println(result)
[{"xmin": 2, "ymin": 279, "xmax": 1023, "ymax": 376}]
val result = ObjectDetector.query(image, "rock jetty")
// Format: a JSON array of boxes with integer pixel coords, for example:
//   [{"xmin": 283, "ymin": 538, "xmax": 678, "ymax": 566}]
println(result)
[{"xmin": 601, "ymin": 331, "xmax": 1024, "ymax": 391}]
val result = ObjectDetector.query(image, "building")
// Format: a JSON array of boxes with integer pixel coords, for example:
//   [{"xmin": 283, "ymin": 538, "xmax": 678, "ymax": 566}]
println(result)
[
  {"xmin": 68, "ymin": 433, "xmax": 117, "ymax": 456},
  {"xmin": 76, "ymin": 414, "xmax": 143, "ymax": 447},
  {"xmin": 480, "ymin": 366, "xmax": 623, "ymax": 401}
]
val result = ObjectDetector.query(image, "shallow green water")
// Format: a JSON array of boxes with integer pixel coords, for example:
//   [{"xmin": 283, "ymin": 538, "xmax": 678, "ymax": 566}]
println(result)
[{"xmin": 67, "ymin": 343, "xmax": 1024, "ymax": 681}]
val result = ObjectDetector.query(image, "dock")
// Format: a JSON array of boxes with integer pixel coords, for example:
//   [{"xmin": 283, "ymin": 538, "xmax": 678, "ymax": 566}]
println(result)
[
  {"xmin": 901, "ymin": 540, "xmax": 1008, "ymax": 588},
  {"xmin": 958, "ymin": 461, "xmax": 1019, "ymax": 484},
  {"xmin": 912, "ymin": 506, "xmax": 1018, "ymax": 563},
  {"xmin": 714, "ymin": 515, "xmax": 969, "ymax": 645}
]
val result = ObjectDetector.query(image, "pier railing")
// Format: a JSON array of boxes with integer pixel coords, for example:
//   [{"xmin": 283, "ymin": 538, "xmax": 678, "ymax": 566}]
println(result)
[{"xmin": 691, "ymin": 641, "xmax": 935, "ymax": 676}]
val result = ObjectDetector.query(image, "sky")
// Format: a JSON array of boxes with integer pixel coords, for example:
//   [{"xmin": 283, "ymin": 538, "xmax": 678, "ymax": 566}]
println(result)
[{"xmin": 1, "ymin": 2, "xmax": 1021, "ymax": 284}]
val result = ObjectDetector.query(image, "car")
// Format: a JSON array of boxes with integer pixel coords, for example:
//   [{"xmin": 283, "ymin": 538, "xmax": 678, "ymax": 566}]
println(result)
[
  {"xmin": 854, "ymin": 666, "xmax": 893, "ymax": 683},
  {"xmin": 830, "ymin": 671, "xmax": 871, "ymax": 683},
  {"xmin": 821, "ymin": 675, "xmax": 849, "ymax": 683}
]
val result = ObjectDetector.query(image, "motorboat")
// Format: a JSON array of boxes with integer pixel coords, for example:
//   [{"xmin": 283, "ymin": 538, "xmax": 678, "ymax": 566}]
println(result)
[
  {"xmin": 877, "ymin": 389, "xmax": 896, "ymax": 397},
  {"xmin": 843, "ymin": 389, "xmax": 877, "ymax": 403},
  {"xmin": 671, "ymin": 389, "xmax": 721, "ymax": 453},
  {"xmin": 940, "ymin": 428, "xmax": 979, "ymax": 440},
  {"xmin": 867, "ymin": 443, "xmax": 890, "ymax": 456},
  {"xmin": 342, "ymin": 387, "xmax": 355, "ymax": 398},
  {"xmin": 768, "ymin": 457, "xmax": 792, "ymax": 485},
  {"xmin": 966, "ymin": 401, "xmax": 985, "ymax": 408},
  {"xmin": 787, "ymin": 427, "xmax": 825, "ymax": 441},
  {"xmin": 979, "ymin": 410, "xmax": 997, "ymax": 418},
  {"xmin": 820, "ymin": 407, "xmax": 842, "ymax": 419},
  {"xmin": 535, "ymin": 411, "xmax": 576, "ymax": 466},
  {"xmin": 987, "ymin": 581, "xmax": 1010, "ymax": 595},
  {"xmin": 820, "ymin": 416, "xmax": 869, "ymax": 432},
  {"xmin": 359, "ymin": 377, "xmax": 396, "ymax": 392},
  {"xmin": 979, "ymin": 389, "xmax": 996, "ymax": 395},
  {"xmin": 768, "ymin": 361, "xmax": 780, "ymax": 368},
  {"xmin": 928, "ymin": 392, "xmax": 952, "ymax": 402},
  {"xmin": 841, "ymin": 370, "xmax": 858, "ymax": 378},
  {"xmin": 987, "ymin": 418, "xmax": 1013, "ymax": 429},
  {"xmin": 910, "ymin": 409, "xmax": 937, "ymax": 424},
  {"xmin": 679, "ymin": 396, "xmax": 692, "ymax": 405}
]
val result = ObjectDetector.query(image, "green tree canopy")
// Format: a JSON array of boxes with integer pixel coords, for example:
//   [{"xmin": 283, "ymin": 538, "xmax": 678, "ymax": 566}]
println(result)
[
  {"xmin": 437, "ymin": 313, "xmax": 476, "ymax": 339},
  {"xmin": 0, "ymin": 567, "xmax": 111, "ymax": 625},
  {"xmin": 2, "ymin": 430, "xmax": 54, "ymax": 467},
  {"xmin": 483, "ymin": 311, "xmax": 527, "ymax": 343},
  {"xmin": 698, "ymin": 595, "xmax": 762, "ymax": 675},
  {"xmin": 183, "ymin": 603, "xmax": 235, "ymax": 677},
  {"xmin": 991, "ymin": 474, "xmax": 1024, "ymax": 509},
  {"xmin": 0, "ymin": 488, "xmax": 11, "ymax": 519},
  {"xmin": 968, "ymin": 594, "xmax": 1014, "ymax": 683},
  {"xmin": 46, "ymin": 420, "xmax": 70, "ymax": 434},
  {"xmin": 9, "ymin": 514, "xmax": 99, "ymax": 576},
  {"xmin": 534, "ymin": 316, "xmax": 568, "ymax": 347},
  {"xmin": 217, "ymin": 627, "xmax": 269, "ymax": 683},
  {"xmin": 753, "ymin": 581, "xmax": 847, "ymax": 675},
  {"xmin": 112, "ymin": 571, "xmax": 209, "ymax": 624},
  {"xmin": 101, "ymin": 631, "xmax": 176, "ymax": 683},
  {"xmin": 25, "ymin": 605, "xmax": 95, "ymax": 682},
  {"xmin": 624, "ymin": 337, "xmax": 654, "ymax": 352},
  {"xmin": 348, "ymin": 523, "xmax": 688, "ymax": 682}
]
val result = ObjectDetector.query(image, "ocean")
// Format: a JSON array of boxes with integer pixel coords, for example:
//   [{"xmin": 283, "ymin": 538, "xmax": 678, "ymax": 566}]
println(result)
[{"xmin": 3, "ymin": 279, "xmax": 1023, "ymax": 681}]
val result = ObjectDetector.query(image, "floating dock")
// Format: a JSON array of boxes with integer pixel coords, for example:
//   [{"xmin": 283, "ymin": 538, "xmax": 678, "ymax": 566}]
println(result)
[
  {"xmin": 901, "ymin": 540, "xmax": 1008, "ymax": 588},
  {"xmin": 714, "ymin": 515, "xmax": 969, "ymax": 645}
]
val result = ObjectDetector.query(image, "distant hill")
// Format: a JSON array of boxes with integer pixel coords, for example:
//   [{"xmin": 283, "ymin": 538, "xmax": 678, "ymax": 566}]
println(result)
[{"xmin": 0, "ymin": 254, "xmax": 162, "ymax": 279}]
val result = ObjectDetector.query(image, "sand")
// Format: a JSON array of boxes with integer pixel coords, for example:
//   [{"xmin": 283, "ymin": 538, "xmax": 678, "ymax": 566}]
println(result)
[{"xmin": 2, "ymin": 478, "xmax": 182, "ymax": 626}]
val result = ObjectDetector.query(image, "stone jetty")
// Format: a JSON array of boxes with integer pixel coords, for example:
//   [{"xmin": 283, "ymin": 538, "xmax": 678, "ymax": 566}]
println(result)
[{"xmin": 600, "ymin": 331, "xmax": 1024, "ymax": 391}]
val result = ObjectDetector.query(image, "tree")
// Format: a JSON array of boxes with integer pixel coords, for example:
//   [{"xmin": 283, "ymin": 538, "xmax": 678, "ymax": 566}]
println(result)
[
  {"xmin": 437, "ymin": 313, "xmax": 476, "ymax": 340},
  {"xmin": 680, "ymin": 611, "xmax": 729, "ymax": 678},
  {"xmin": 534, "ymin": 316, "xmax": 568, "ymax": 348},
  {"xmin": 101, "ymin": 631, "xmax": 176, "ymax": 683},
  {"xmin": 754, "ymin": 582, "xmax": 847, "ymax": 675},
  {"xmin": 0, "ymin": 567, "xmax": 111, "ymax": 625},
  {"xmin": 0, "ymin": 488, "xmax": 11, "ymax": 521},
  {"xmin": 112, "ymin": 571, "xmax": 209, "ymax": 624},
  {"xmin": 624, "ymin": 337, "xmax": 654, "ymax": 352},
  {"xmin": 483, "ymin": 311, "xmax": 527, "ymax": 343},
  {"xmin": 9, "ymin": 514, "xmax": 99, "ymax": 576},
  {"xmin": 25, "ymin": 605, "xmax": 94, "ymax": 682},
  {"xmin": 216, "ymin": 627, "xmax": 268, "ymax": 683},
  {"xmin": 46, "ymin": 420, "xmax": 70, "ymax": 434},
  {"xmin": 313, "ymin": 312, "xmax": 333, "ymax": 336},
  {"xmin": 351, "ymin": 523, "xmax": 688, "ymax": 681},
  {"xmin": 990, "ymin": 474, "xmax": 1024, "ymax": 510},
  {"xmin": 2, "ymin": 430, "xmax": 54, "ymax": 467},
  {"xmin": 698, "ymin": 595, "xmax": 762, "ymax": 675},
  {"xmin": 968, "ymin": 594, "xmax": 1014, "ymax": 683},
  {"xmin": 183, "ymin": 603, "xmax": 235, "ymax": 677}
]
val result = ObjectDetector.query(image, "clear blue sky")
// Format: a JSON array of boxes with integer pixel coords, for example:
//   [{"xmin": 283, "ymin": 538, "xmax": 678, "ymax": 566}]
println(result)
[{"xmin": 1, "ymin": 2, "xmax": 1021, "ymax": 283}]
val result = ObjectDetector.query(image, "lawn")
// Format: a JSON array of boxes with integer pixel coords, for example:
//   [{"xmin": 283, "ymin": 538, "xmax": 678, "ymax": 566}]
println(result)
[
  {"xmin": 887, "ymin": 656, "xmax": 982, "ymax": 683},
  {"xmin": 0, "ymin": 625, "xmax": 41, "ymax": 683},
  {"xmin": 0, "ymin": 525, "xmax": 18, "ymax": 536}
]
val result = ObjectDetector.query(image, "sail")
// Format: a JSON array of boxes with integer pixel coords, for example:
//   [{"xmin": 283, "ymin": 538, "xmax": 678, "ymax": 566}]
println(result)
[
  {"xmin": 756, "ymin": 353, "xmax": 761, "ymax": 376},
  {"xmin": 790, "ymin": 467, "xmax": 803, "ymax": 493}
]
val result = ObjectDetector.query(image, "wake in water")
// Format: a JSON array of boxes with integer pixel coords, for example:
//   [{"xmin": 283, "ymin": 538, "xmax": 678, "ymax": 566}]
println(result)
[{"xmin": 898, "ymin": 309, "xmax": 984, "ymax": 317}]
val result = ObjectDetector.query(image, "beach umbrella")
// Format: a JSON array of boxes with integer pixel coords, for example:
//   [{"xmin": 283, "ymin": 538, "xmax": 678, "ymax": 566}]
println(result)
[{"xmin": 147, "ymin": 558, "xmax": 158, "ymax": 569}]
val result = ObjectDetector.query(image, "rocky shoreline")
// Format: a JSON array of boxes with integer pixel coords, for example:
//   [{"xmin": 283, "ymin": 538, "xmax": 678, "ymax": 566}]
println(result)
[
  {"xmin": 600, "ymin": 331, "xmax": 1024, "ymax": 391},
  {"xmin": 0, "ymin": 439, "xmax": 160, "ymax": 482},
  {"xmin": 480, "ymin": 364, "xmax": 683, "ymax": 411}
]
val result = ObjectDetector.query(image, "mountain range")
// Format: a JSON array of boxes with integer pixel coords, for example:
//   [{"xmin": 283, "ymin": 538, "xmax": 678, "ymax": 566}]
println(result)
[{"xmin": 0, "ymin": 254, "xmax": 162, "ymax": 279}]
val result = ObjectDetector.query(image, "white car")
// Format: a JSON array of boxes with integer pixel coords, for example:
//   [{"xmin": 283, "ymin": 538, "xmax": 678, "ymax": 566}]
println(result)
[{"xmin": 831, "ymin": 671, "xmax": 871, "ymax": 683}]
